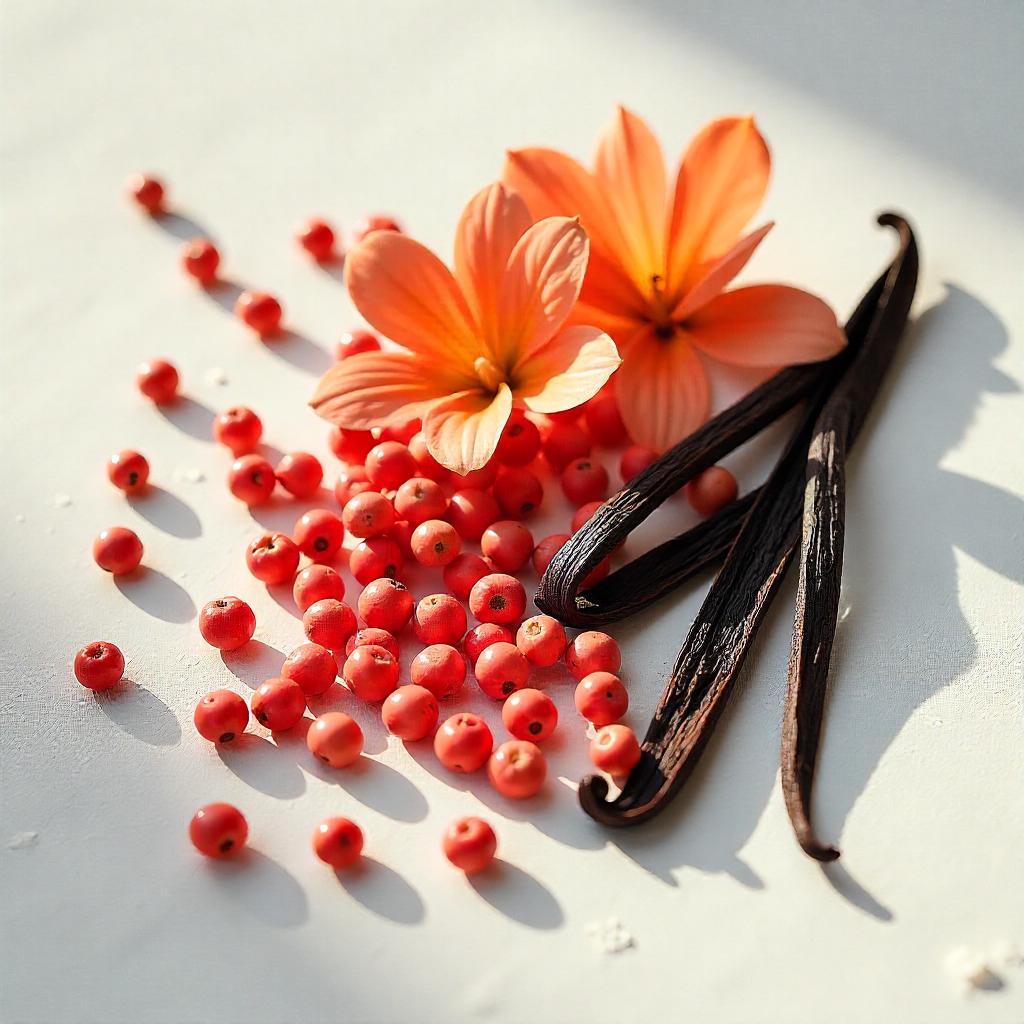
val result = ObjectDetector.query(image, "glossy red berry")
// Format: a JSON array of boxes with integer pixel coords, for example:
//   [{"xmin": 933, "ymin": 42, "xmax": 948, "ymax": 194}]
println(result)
[
  {"xmin": 245, "ymin": 532, "xmax": 300, "ymax": 584},
  {"xmin": 180, "ymin": 237, "xmax": 220, "ymax": 285},
  {"xmin": 475, "ymin": 642, "xmax": 530, "ymax": 700},
  {"xmin": 106, "ymin": 449, "xmax": 149, "ymax": 494},
  {"xmin": 342, "ymin": 491, "xmax": 396, "ymax": 539},
  {"xmin": 92, "ymin": 526, "xmax": 143, "ymax": 575},
  {"xmin": 493, "ymin": 466, "xmax": 543, "ymax": 520},
  {"xmin": 620, "ymin": 445, "xmax": 658, "ymax": 483},
  {"xmin": 583, "ymin": 384, "xmax": 628, "ymax": 446},
  {"xmin": 561, "ymin": 457, "xmax": 609, "ymax": 505},
  {"xmin": 343, "ymin": 644, "xmax": 400, "ymax": 702},
  {"xmin": 294, "ymin": 509, "xmax": 345, "ymax": 562},
  {"xmin": 410, "ymin": 644, "xmax": 466, "ymax": 700},
  {"xmin": 502, "ymin": 688, "xmax": 558, "ymax": 742},
  {"xmin": 488, "ymin": 740, "xmax": 547, "ymax": 799},
  {"xmin": 251, "ymin": 678, "xmax": 307, "ymax": 731},
  {"xmin": 494, "ymin": 411, "xmax": 541, "ymax": 466},
  {"xmin": 462, "ymin": 623, "xmax": 514, "ymax": 666},
  {"xmin": 411, "ymin": 519, "xmax": 461, "ymax": 567},
  {"xmin": 413, "ymin": 594, "xmax": 467, "ymax": 646},
  {"xmin": 126, "ymin": 173, "xmax": 164, "ymax": 213},
  {"xmin": 468, "ymin": 573, "xmax": 526, "ymax": 625},
  {"xmin": 334, "ymin": 464, "xmax": 375, "ymax": 505},
  {"xmin": 687, "ymin": 465, "xmax": 739, "ymax": 517},
  {"xmin": 450, "ymin": 462, "xmax": 498, "ymax": 490},
  {"xmin": 199, "ymin": 597, "xmax": 256, "ymax": 651},
  {"xmin": 408, "ymin": 432, "xmax": 449, "ymax": 482},
  {"xmin": 446, "ymin": 488, "xmax": 499, "ymax": 541},
  {"xmin": 275, "ymin": 452, "xmax": 323, "ymax": 498},
  {"xmin": 328, "ymin": 426, "xmax": 376, "ymax": 465},
  {"xmin": 442, "ymin": 553, "xmax": 492, "ymax": 602},
  {"xmin": 213, "ymin": 406, "xmax": 262, "ymax": 455},
  {"xmin": 352, "ymin": 213, "xmax": 402, "ymax": 242},
  {"xmin": 443, "ymin": 816, "xmax": 497, "ymax": 874},
  {"xmin": 335, "ymin": 329, "xmax": 380, "ymax": 360},
  {"xmin": 344, "ymin": 627, "xmax": 399, "ymax": 661},
  {"xmin": 228, "ymin": 455, "xmax": 276, "ymax": 505},
  {"xmin": 73, "ymin": 641, "xmax": 125, "ymax": 691},
  {"xmin": 235, "ymin": 290, "xmax": 283, "ymax": 337},
  {"xmin": 433, "ymin": 713, "xmax": 493, "ymax": 773},
  {"xmin": 281, "ymin": 643, "xmax": 337, "ymax": 697},
  {"xmin": 349, "ymin": 536, "xmax": 404, "ymax": 585},
  {"xmin": 303, "ymin": 598, "xmax": 357, "ymax": 652},
  {"xmin": 313, "ymin": 817, "xmax": 363, "ymax": 869},
  {"xmin": 575, "ymin": 671, "xmax": 629, "ymax": 726},
  {"xmin": 365, "ymin": 441, "xmax": 416, "ymax": 490},
  {"xmin": 532, "ymin": 534, "xmax": 569, "ymax": 576},
  {"xmin": 194, "ymin": 690, "xmax": 249, "ymax": 742},
  {"xmin": 375, "ymin": 418, "xmax": 421, "ymax": 446},
  {"xmin": 357, "ymin": 578, "xmax": 414, "ymax": 633},
  {"xmin": 388, "ymin": 519, "xmax": 415, "ymax": 559},
  {"xmin": 306, "ymin": 711, "xmax": 363, "ymax": 768},
  {"xmin": 136, "ymin": 358, "xmax": 179, "ymax": 404},
  {"xmin": 395, "ymin": 477, "xmax": 448, "ymax": 526},
  {"xmin": 293, "ymin": 565, "xmax": 345, "ymax": 612},
  {"xmin": 516, "ymin": 614, "xmax": 567, "ymax": 667},
  {"xmin": 571, "ymin": 501, "xmax": 605, "ymax": 534},
  {"xmin": 539, "ymin": 417, "xmax": 591, "ymax": 471},
  {"xmin": 590, "ymin": 724, "xmax": 642, "ymax": 776},
  {"xmin": 296, "ymin": 218, "xmax": 337, "ymax": 261},
  {"xmin": 382, "ymin": 685, "xmax": 439, "ymax": 741},
  {"xmin": 189, "ymin": 803, "xmax": 247, "ymax": 859},
  {"xmin": 481, "ymin": 520, "xmax": 534, "ymax": 573},
  {"xmin": 566, "ymin": 630, "xmax": 622, "ymax": 679}
]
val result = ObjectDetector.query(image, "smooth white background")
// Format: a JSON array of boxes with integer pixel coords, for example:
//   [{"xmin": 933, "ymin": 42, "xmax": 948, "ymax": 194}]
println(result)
[{"xmin": 2, "ymin": 3, "xmax": 1022, "ymax": 1022}]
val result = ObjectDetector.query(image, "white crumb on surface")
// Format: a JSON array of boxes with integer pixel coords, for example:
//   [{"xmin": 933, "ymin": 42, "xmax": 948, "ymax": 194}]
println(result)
[
  {"xmin": 7, "ymin": 831, "xmax": 39, "ymax": 850},
  {"xmin": 52, "ymin": 493, "xmax": 72, "ymax": 507},
  {"xmin": 839, "ymin": 605, "xmax": 852, "ymax": 622},
  {"xmin": 14, "ymin": 513, "xmax": 25, "ymax": 523},
  {"xmin": 175, "ymin": 467, "xmax": 206, "ymax": 484},
  {"xmin": 585, "ymin": 917, "xmax": 635, "ymax": 954},
  {"xmin": 944, "ymin": 946, "xmax": 1003, "ymax": 994},
  {"xmin": 204, "ymin": 366, "xmax": 228, "ymax": 386}
]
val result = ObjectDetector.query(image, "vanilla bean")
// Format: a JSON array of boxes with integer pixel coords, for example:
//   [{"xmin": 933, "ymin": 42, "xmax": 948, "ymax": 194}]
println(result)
[{"xmin": 782, "ymin": 213, "xmax": 918, "ymax": 861}]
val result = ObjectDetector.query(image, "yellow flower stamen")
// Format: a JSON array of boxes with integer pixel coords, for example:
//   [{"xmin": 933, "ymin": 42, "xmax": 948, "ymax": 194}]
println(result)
[{"xmin": 473, "ymin": 356, "xmax": 505, "ymax": 393}]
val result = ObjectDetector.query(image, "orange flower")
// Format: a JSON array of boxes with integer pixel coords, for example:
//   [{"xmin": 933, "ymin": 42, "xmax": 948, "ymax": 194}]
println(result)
[
  {"xmin": 503, "ymin": 108, "xmax": 846, "ymax": 451},
  {"xmin": 311, "ymin": 183, "xmax": 620, "ymax": 474}
]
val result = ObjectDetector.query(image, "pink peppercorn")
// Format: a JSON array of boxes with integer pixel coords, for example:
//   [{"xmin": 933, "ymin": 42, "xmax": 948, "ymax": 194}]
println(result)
[
  {"xmin": 382, "ymin": 685, "xmax": 439, "ymax": 741},
  {"xmin": 358, "ymin": 578, "xmax": 414, "ymax": 633},
  {"xmin": 395, "ymin": 477, "xmax": 448, "ymax": 526},
  {"xmin": 365, "ymin": 441, "xmax": 417, "ymax": 490},
  {"xmin": 194, "ymin": 689, "xmax": 249, "ymax": 743},
  {"xmin": 494, "ymin": 410, "xmax": 541, "ymax": 466},
  {"xmin": 136, "ymin": 358, "xmax": 179, "ymax": 404},
  {"xmin": 468, "ymin": 573, "xmax": 526, "ymax": 625},
  {"xmin": 433, "ymin": 713, "xmax": 493, "ymax": 773},
  {"xmin": 235, "ymin": 290, "xmax": 283, "ymax": 337},
  {"xmin": 199, "ymin": 596, "xmax": 256, "ymax": 651},
  {"xmin": 281, "ymin": 643, "xmax": 337, "ymax": 697},
  {"xmin": 620, "ymin": 445, "xmax": 658, "ymax": 483},
  {"xmin": 590, "ymin": 724, "xmax": 642, "ymax": 776},
  {"xmin": 228, "ymin": 455, "xmax": 276, "ymax": 505},
  {"xmin": 335, "ymin": 329, "xmax": 380, "ymax": 360},
  {"xmin": 92, "ymin": 526, "xmax": 143, "ymax": 575},
  {"xmin": 106, "ymin": 449, "xmax": 149, "ymax": 494},
  {"xmin": 450, "ymin": 461, "xmax": 498, "ymax": 490},
  {"xmin": 388, "ymin": 519, "xmax": 415, "ymax": 559},
  {"xmin": 583, "ymin": 383, "xmax": 628, "ymax": 446},
  {"xmin": 571, "ymin": 501, "xmax": 605, "ymax": 534},
  {"xmin": 344, "ymin": 627, "xmax": 400, "ymax": 661},
  {"xmin": 275, "ymin": 451, "xmax": 323, "ymax": 498},
  {"xmin": 342, "ymin": 491, "xmax": 396, "ymax": 539},
  {"xmin": 328, "ymin": 427, "xmax": 376, "ymax": 465},
  {"xmin": 343, "ymin": 644, "xmax": 400, "ymax": 702},
  {"xmin": 74, "ymin": 641, "xmax": 125, "ymax": 691},
  {"xmin": 352, "ymin": 214, "xmax": 402, "ymax": 242},
  {"xmin": 561, "ymin": 457, "xmax": 609, "ymax": 505},
  {"xmin": 462, "ymin": 623, "xmax": 514, "ymax": 665},
  {"xmin": 294, "ymin": 509, "xmax": 345, "ymax": 562},
  {"xmin": 180, "ymin": 237, "xmax": 220, "ymax": 285},
  {"xmin": 189, "ymin": 803, "xmax": 248, "ymax": 859},
  {"xmin": 408, "ymin": 432, "xmax": 449, "ymax": 482},
  {"xmin": 375, "ymin": 418, "xmax": 420, "ymax": 445},
  {"xmin": 442, "ymin": 553, "xmax": 492, "ymax": 602},
  {"xmin": 532, "ymin": 534, "xmax": 570, "ymax": 575},
  {"xmin": 687, "ymin": 465, "xmax": 739, "ymax": 517},
  {"xmin": 313, "ymin": 817, "xmax": 363, "ymax": 869},
  {"xmin": 349, "ymin": 536, "xmax": 404, "ymax": 585},
  {"xmin": 494, "ymin": 466, "xmax": 544, "ymax": 519},
  {"xmin": 293, "ymin": 565, "xmax": 345, "ymax": 612},
  {"xmin": 334, "ymin": 465, "xmax": 375, "ymax": 506},
  {"xmin": 480, "ymin": 520, "xmax": 534, "ymax": 573},
  {"xmin": 126, "ymin": 173, "xmax": 164, "ymax": 213},
  {"xmin": 516, "ymin": 614, "xmax": 567, "ymax": 667},
  {"xmin": 411, "ymin": 519, "xmax": 461, "ymax": 567},
  {"xmin": 446, "ymin": 488, "xmax": 499, "ymax": 541},
  {"xmin": 251, "ymin": 677, "xmax": 307, "ymax": 731},
  {"xmin": 246, "ymin": 532, "xmax": 300, "ymax": 584},
  {"xmin": 538, "ymin": 416, "xmax": 591, "ymax": 471},
  {"xmin": 306, "ymin": 711, "xmax": 363, "ymax": 768},
  {"xmin": 413, "ymin": 594, "xmax": 467, "ymax": 646},
  {"xmin": 488, "ymin": 740, "xmax": 547, "ymax": 799},
  {"xmin": 443, "ymin": 816, "xmax": 497, "ymax": 874},
  {"xmin": 213, "ymin": 406, "xmax": 262, "ymax": 455},
  {"xmin": 296, "ymin": 218, "xmax": 337, "ymax": 262},
  {"xmin": 566, "ymin": 630, "xmax": 622, "ymax": 679},
  {"xmin": 410, "ymin": 644, "xmax": 466, "ymax": 700},
  {"xmin": 303, "ymin": 598, "xmax": 357, "ymax": 652},
  {"xmin": 475, "ymin": 641, "xmax": 531, "ymax": 700},
  {"xmin": 575, "ymin": 671, "xmax": 629, "ymax": 726},
  {"xmin": 502, "ymin": 688, "xmax": 558, "ymax": 742}
]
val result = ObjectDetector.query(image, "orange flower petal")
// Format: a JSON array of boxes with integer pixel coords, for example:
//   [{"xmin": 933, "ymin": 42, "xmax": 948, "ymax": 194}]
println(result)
[
  {"xmin": 666, "ymin": 116, "xmax": 771, "ymax": 295},
  {"xmin": 500, "ymin": 216, "xmax": 589, "ymax": 362},
  {"xmin": 344, "ymin": 231, "xmax": 479, "ymax": 369},
  {"xmin": 310, "ymin": 351, "xmax": 454, "ymax": 429},
  {"xmin": 454, "ymin": 183, "xmax": 532, "ymax": 355},
  {"xmin": 686, "ymin": 285, "xmax": 846, "ymax": 367},
  {"xmin": 672, "ymin": 222, "xmax": 774, "ymax": 321},
  {"xmin": 616, "ymin": 330, "xmax": 711, "ymax": 451},
  {"xmin": 422, "ymin": 385, "xmax": 513, "ymax": 475},
  {"xmin": 515, "ymin": 325, "xmax": 621, "ymax": 414},
  {"xmin": 592, "ymin": 106, "xmax": 667, "ymax": 290}
]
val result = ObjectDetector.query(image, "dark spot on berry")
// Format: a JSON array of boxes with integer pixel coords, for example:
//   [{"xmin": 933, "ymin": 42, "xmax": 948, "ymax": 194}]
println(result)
[
  {"xmin": 219, "ymin": 838, "xmax": 234, "ymax": 853},
  {"xmin": 434, "ymin": 541, "xmax": 445, "ymax": 553},
  {"xmin": 318, "ymin": 754, "xmax": 330, "ymax": 763},
  {"xmin": 216, "ymin": 599, "xmax": 228, "ymax": 608},
  {"xmin": 251, "ymin": 471, "xmax": 264, "ymax": 484},
  {"xmin": 521, "ymin": 502, "xmax": 534, "ymax": 513},
  {"xmin": 384, "ymin": 563, "xmax": 397, "ymax": 577},
  {"xmin": 502, "ymin": 681, "xmax": 515, "ymax": 694},
  {"xmin": 219, "ymin": 731, "xmax": 235, "ymax": 743},
  {"xmin": 508, "ymin": 424, "xmax": 523, "ymax": 438},
  {"xmin": 314, "ymin": 537, "xmax": 328, "ymax": 552},
  {"xmin": 128, "ymin": 472, "xmax": 138, "ymax": 485},
  {"xmin": 256, "ymin": 711, "xmax": 267, "ymax": 724},
  {"xmin": 489, "ymin": 595, "xmax": 507, "ymax": 610},
  {"xmin": 528, "ymin": 721, "xmax": 542, "ymax": 735}
]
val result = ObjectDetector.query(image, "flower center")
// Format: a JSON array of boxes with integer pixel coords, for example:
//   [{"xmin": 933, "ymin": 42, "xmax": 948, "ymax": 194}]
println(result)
[
  {"xmin": 473, "ymin": 356, "xmax": 505, "ymax": 392},
  {"xmin": 649, "ymin": 275, "xmax": 675, "ymax": 339}
]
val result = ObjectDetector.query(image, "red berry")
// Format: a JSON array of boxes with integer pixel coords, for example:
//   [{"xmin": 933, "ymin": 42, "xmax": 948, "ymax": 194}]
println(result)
[
  {"xmin": 408, "ymin": 432, "xmax": 449, "ymax": 482},
  {"xmin": 126, "ymin": 173, "xmax": 164, "ymax": 213},
  {"xmin": 73, "ymin": 641, "xmax": 125, "ymax": 691},
  {"xmin": 343, "ymin": 644, "xmax": 400, "ymax": 702},
  {"xmin": 293, "ymin": 565, "xmax": 345, "ymax": 612},
  {"xmin": 352, "ymin": 214, "xmax": 402, "ymax": 242},
  {"xmin": 235, "ymin": 290, "xmax": 283, "ymax": 337},
  {"xmin": 388, "ymin": 519, "xmax": 415, "ymax": 559},
  {"xmin": 213, "ymin": 406, "xmax": 262, "ymax": 455},
  {"xmin": 687, "ymin": 466, "xmax": 739, "ymax": 517},
  {"xmin": 475, "ymin": 641, "xmax": 530, "ymax": 700},
  {"xmin": 413, "ymin": 594, "xmax": 467, "ymax": 646},
  {"xmin": 344, "ymin": 628, "xmax": 400, "ymax": 661},
  {"xmin": 365, "ymin": 441, "xmax": 416, "ymax": 490},
  {"xmin": 566, "ymin": 630, "xmax": 621, "ymax": 679},
  {"xmin": 228, "ymin": 455, "xmax": 276, "ymax": 505},
  {"xmin": 92, "ymin": 526, "xmax": 143, "ymax": 575},
  {"xmin": 180, "ymin": 237, "xmax": 220, "ymax": 285},
  {"xmin": 334, "ymin": 464, "xmax": 375, "ymax": 505},
  {"xmin": 446, "ymin": 488, "xmax": 499, "ymax": 541},
  {"xmin": 411, "ymin": 519, "xmax": 461, "ymax": 567},
  {"xmin": 532, "ymin": 533, "xmax": 569, "ymax": 575},
  {"xmin": 328, "ymin": 427, "xmax": 375, "ymax": 465},
  {"xmin": 358, "ymin": 578, "xmax": 414, "ymax": 633},
  {"xmin": 443, "ymin": 816, "xmax": 496, "ymax": 873},
  {"xmin": 349, "ymin": 536, "xmax": 404, "ymax": 585},
  {"xmin": 450, "ymin": 462, "xmax": 498, "ymax": 490},
  {"xmin": 571, "ymin": 501, "xmax": 605, "ymax": 534},
  {"xmin": 410, "ymin": 644, "xmax": 466, "ymax": 700},
  {"xmin": 106, "ymin": 449, "xmax": 149, "ymax": 494},
  {"xmin": 620, "ymin": 445, "xmax": 657, "ymax": 483},
  {"xmin": 189, "ymin": 803, "xmax": 247, "ymax": 859},
  {"xmin": 194, "ymin": 689, "xmax": 249, "ymax": 742},
  {"xmin": 342, "ymin": 491, "xmax": 396, "ymax": 539},
  {"xmin": 590, "ymin": 724, "xmax": 642, "ymax": 776},
  {"xmin": 442, "ymin": 553, "xmax": 491, "ymax": 602},
  {"xmin": 468, "ymin": 573, "xmax": 526, "ymax": 625},
  {"xmin": 281, "ymin": 643, "xmax": 337, "ymax": 697},
  {"xmin": 375, "ymin": 418, "xmax": 420, "ymax": 445},
  {"xmin": 494, "ymin": 467, "xmax": 543, "ymax": 519},
  {"xmin": 583, "ymin": 384, "xmax": 628, "ymax": 446},
  {"xmin": 303, "ymin": 598, "xmax": 357, "ymax": 652},
  {"xmin": 246, "ymin": 532, "xmax": 300, "ymax": 584},
  {"xmin": 462, "ymin": 623, "xmax": 514, "ymax": 666},
  {"xmin": 136, "ymin": 358, "xmax": 179, "ymax": 404},
  {"xmin": 481, "ymin": 520, "xmax": 534, "ymax": 573},
  {"xmin": 395, "ymin": 477, "xmax": 448, "ymax": 526},
  {"xmin": 515, "ymin": 614, "xmax": 567, "ymax": 667},
  {"xmin": 539, "ymin": 416, "xmax": 591, "ymax": 471},
  {"xmin": 488, "ymin": 740, "xmax": 546, "ymax": 799},
  {"xmin": 575, "ymin": 671, "xmax": 629, "ymax": 726},
  {"xmin": 335, "ymin": 329, "xmax": 380, "ymax": 360},
  {"xmin": 382, "ymin": 685, "xmax": 439, "ymax": 741},
  {"xmin": 494, "ymin": 410, "xmax": 541, "ymax": 466},
  {"xmin": 252, "ymin": 678, "xmax": 307, "ymax": 731},
  {"xmin": 275, "ymin": 452, "xmax": 323, "ymax": 498},
  {"xmin": 502, "ymin": 688, "xmax": 558, "ymax": 742},
  {"xmin": 294, "ymin": 508, "xmax": 345, "ymax": 562},
  {"xmin": 307, "ymin": 711, "xmax": 363, "ymax": 768},
  {"xmin": 313, "ymin": 817, "xmax": 363, "ymax": 869},
  {"xmin": 561, "ymin": 457, "xmax": 609, "ymax": 505},
  {"xmin": 433, "ymin": 713, "xmax": 493, "ymax": 773},
  {"xmin": 199, "ymin": 596, "xmax": 256, "ymax": 651},
  {"xmin": 296, "ymin": 218, "xmax": 336, "ymax": 261}
]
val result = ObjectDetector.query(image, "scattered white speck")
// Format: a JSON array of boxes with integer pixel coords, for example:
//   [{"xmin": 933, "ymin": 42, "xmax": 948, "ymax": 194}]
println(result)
[
  {"xmin": 175, "ymin": 467, "xmax": 206, "ymax": 484},
  {"xmin": 932, "ymin": 718, "xmax": 944, "ymax": 727},
  {"xmin": 586, "ymin": 917, "xmax": 635, "ymax": 954},
  {"xmin": 204, "ymin": 366, "xmax": 229, "ymax": 386},
  {"xmin": 177, "ymin": 571, "xmax": 188, "ymax": 581},
  {"xmin": 45, "ymin": 526, "xmax": 55, "ymax": 535},
  {"xmin": 52, "ymin": 493, "xmax": 72, "ymax": 508},
  {"xmin": 14, "ymin": 514, "xmax": 25, "ymax": 523},
  {"xmin": 8, "ymin": 831, "xmax": 39, "ymax": 850},
  {"xmin": 945, "ymin": 946, "xmax": 1003, "ymax": 993},
  {"xmin": 839, "ymin": 605, "xmax": 852, "ymax": 622}
]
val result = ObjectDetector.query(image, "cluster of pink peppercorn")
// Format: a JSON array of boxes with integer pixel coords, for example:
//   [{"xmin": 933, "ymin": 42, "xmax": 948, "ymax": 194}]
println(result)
[{"xmin": 76, "ymin": 173, "xmax": 741, "ymax": 875}]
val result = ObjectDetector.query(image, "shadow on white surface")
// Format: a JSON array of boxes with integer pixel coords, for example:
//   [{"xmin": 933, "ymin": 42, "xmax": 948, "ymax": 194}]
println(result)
[
  {"xmin": 218, "ymin": 734, "xmax": 307, "ymax": 800},
  {"xmin": 821, "ymin": 862, "xmax": 893, "ymax": 922},
  {"xmin": 203, "ymin": 848, "xmax": 309, "ymax": 928},
  {"xmin": 156, "ymin": 395, "xmax": 216, "ymax": 442},
  {"xmin": 334, "ymin": 857, "xmax": 426, "ymax": 925},
  {"xmin": 128, "ymin": 485, "xmax": 202, "ymax": 539},
  {"xmin": 468, "ymin": 860, "xmax": 565, "ymax": 930},
  {"xmin": 221, "ymin": 639, "xmax": 286, "ymax": 688},
  {"xmin": 148, "ymin": 209, "xmax": 216, "ymax": 244},
  {"xmin": 114, "ymin": 565, "xmax": 196, "ymax": 623},
  {"xmin": 93, "ymin": 677, "xmax": 182, "ymax": 748}
]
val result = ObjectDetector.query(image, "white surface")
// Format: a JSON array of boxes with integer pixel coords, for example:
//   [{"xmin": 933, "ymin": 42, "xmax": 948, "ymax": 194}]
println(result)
[{"xmin": 2, "ymin": 2, "xmax": 1023, "ymax": 1022}]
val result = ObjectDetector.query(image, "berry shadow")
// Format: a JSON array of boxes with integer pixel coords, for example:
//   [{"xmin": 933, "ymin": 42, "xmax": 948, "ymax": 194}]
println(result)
[
  {"xmin": 201, "ymin": 848, "xmax": 309, "ymax": 928},
  {"xmin": 265, "ymin": 580, "xmax": 301, "ymax": 620},
  {"xmin": 128, "ymin": 485, "xmax": 202, "ymax": 540},
  {"xmin": 217, "ymin": 733, "xmax": 306, "ymax": 800},
  {"xmin": 315, "ymin": 256, "xmax": 347, "ymax": 287},
  {"xmin": 221, "ymin": 640, "xmax": 286, "ymax": 689},
  {"xmin": 149, "ymin": 209, "xmax": 213, "ymax": 243},
  {"xmin": 266, "ymin": 330, "xmax": 334, "ymax": 377},
  {"xmin": 114, "ymin": 566, "xmax": 196, "ymax": 624},
  {"xmin": 467, "ymin": 860, "xmax": 564, "ymax": 930},
  {"xmin": 92, "ymin": 677, "xmax": 181, "ymax": 747},
  {"xmin": 155, "ymin": 396, "xmax": 216, "ymax": 442},
  {"xmin": 333, "ymin": 856, "xmax": 425, "ymax": 926}
]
